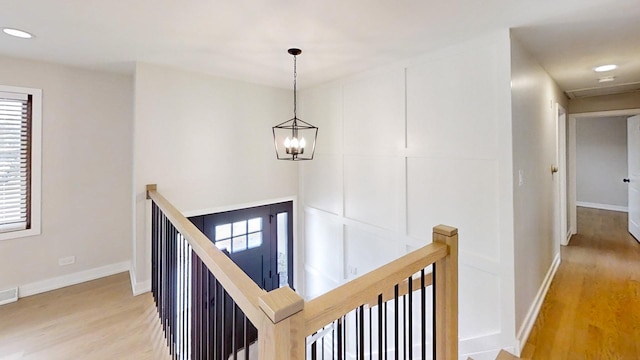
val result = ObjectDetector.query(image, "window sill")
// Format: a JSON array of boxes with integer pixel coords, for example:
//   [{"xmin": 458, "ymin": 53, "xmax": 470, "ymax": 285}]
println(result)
[{"xmin": 0, "ymin": 227, "xmax": 41, "ymax": 241}]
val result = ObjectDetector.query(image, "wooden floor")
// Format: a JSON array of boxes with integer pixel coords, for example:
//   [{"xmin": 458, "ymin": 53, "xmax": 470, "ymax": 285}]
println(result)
[
  {"xmin": 522, "ymin": 207, "xmax": 640, "ymax": 359},
  {"xmin": 0, "ymin": 272, "xmax": 170, "ymax": 360}
]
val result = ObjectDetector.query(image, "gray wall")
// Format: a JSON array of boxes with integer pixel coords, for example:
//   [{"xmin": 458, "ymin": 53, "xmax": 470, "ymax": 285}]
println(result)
[
  {"xmin": 0, "ymin": 55, "xmax": 133, "ymax": 292},
  {"xmin": 576, "ymin": 116, "xmax": 628, "ymax": 208}
]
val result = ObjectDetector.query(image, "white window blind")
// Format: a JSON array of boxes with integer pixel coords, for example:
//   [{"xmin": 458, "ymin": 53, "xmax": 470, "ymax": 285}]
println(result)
[{"xmin": 0, "ymin": 91, "xmax": 31, "ymax": 233}]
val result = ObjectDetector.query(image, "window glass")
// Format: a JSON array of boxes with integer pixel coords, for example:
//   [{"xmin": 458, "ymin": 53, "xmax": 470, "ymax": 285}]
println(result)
[
  {"xmin": 277, "ymin": 212, "xmax": 288, "ymax": 287},
  {"xmin": 215, "ymin": 223, "xmax": 231, "ymax": 240},
  {"xmin": 248, "ymin": 217, "xmax": 262, "ymax": 233},
  {"xmin": 247, "ymin": 232, "xmax": 262, "ymax": 249},
  {"xmin": 233, "ymin": 220, "xmax": 246, "ymax": 236},
  {"xmin": 232, "ymin": 235, "xmax": 247, "ymax": 252}
]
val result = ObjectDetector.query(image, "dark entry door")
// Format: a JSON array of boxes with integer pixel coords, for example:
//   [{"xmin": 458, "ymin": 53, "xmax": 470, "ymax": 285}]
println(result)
[{"xmin": 189, "ymin": 201, "xmax": 294, "ymax": 292}]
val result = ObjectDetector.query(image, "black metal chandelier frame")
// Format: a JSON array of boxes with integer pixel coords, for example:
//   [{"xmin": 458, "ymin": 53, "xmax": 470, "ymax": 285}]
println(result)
[{"xmin": 272, "ymin": 48, "xmax": 318, "ymax": 161}]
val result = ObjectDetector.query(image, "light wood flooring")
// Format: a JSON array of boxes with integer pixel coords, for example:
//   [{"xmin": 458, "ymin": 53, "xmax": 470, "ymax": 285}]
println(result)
[
  {"xmin": 522, "ymin": 207, "xmax": 640, "ymax": 359},
  {"xmin": 0, "ymin": 272, "xmax": 170, "ymax": 360}
]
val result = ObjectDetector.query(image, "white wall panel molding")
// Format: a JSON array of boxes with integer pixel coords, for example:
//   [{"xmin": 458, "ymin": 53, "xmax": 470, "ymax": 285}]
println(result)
[
  {"xmin": 301, "ymin": 154, "xmax": 343, "ymax": 215},
  {"xmin": 344, "ymin": 225, "xmax": 403, "ymax": 281},
  {"xmin": 304, "ymin": 210, "xmax": 343, "ymax": 284},
  {"xmin": 459, "ymin": 251, "xmax": 501, "ymax": 275},
  {"xmin": 300, "ymin": 29, "xmax": 517, "ymax": 355},
  {"xmin": 344, "ymin": 155, "xmax": 404, "ymax": 231},
  {"xmin": 407, "ymin": 157, "xmax": 500, "ymax": 259},
  {"xmin": 304, "ymin": 265, "xmax": 340, "ymax": 300},
  {"xmin": 459, "ymin": 264, "xmax": 501, "ymax": 339},
  {"xmin": 343, "ymin": 68, "xmax": 405, "ymax": 156}
]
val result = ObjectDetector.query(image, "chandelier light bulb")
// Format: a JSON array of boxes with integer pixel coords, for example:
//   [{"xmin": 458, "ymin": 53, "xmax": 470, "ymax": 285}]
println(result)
[
  {"xmin": 284, "ymin": 137, "xmax": 291, "ymax": 148},
  {"xmin": 299, "ymin": 137, "xmax": 306, "ymax": 149},
  {"xmin": 291, "ymin": 137, "xmax": 299, "ymax": 149}
]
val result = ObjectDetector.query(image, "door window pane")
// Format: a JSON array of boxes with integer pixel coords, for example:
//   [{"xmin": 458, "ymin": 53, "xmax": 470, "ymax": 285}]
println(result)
[
  {"xmin": 215, "ymin": 224, "xmax": 231, "ymax": 241},
  {"xmin": 233, "ymin": 220, "xmax": 247, "ymax": 236},
  {"xmin": 247, "ymin": 232, "xmax": 262, "ymax": 249},
  {"xmin": 232, "ymin": 235, "xmax": 247, "ymax": 252},
  {"xmin": 277, "ymin": 212, "xmax": 288, "ymax": 287},
  {"xmin": 248, "ymin": 217, "xmax": 262, "ymax": 233}
]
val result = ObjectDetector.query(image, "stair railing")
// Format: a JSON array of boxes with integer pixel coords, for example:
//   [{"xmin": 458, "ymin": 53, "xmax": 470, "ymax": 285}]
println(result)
[{"xmin": 146, "ymin": 184, "xmax": 458, "ymax": 360}]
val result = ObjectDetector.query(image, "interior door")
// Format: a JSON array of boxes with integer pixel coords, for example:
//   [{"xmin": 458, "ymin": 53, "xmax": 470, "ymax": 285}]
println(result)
[{"xmin": 628, "ymin": 115, "xmax": 640, "ymax": 242}]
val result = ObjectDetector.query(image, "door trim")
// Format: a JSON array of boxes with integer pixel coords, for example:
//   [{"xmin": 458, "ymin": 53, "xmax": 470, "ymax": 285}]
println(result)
[
  {"xmin": 183, "ymin": 195, "xmax": 299, "ymax": 291},
  {"xmin": 556, "ymin": 103, "xmax": 568, "ymax": 246},
  {"xmin": 568, "ymin": 108, "xmax": 640, "ymax": 239}
]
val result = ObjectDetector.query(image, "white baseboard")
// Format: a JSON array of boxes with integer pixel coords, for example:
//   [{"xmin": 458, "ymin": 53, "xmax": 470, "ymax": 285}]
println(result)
[
  {"xmin": 515, "ymin": 252, "xmax": 561, "ymax": 355},
  {"xmin": 19, "ymin": 261, "xmax": 131, "ymax": 298},
  {"xmin": 576, "ymin": 201, "xmax": 628, "ymax": 213},
  {"xmin": 129, "ymin": 269, "xmax": 151, "ymax": 296}
]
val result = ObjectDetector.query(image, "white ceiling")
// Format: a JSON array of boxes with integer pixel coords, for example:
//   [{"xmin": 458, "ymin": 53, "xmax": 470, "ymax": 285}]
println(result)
[{"xmin": 1, "ymin": 0, "xmax": 639, "ymax": 92}]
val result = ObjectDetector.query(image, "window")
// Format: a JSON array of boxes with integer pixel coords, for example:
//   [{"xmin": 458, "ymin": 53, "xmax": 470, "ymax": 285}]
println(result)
[
  {"xmin": 214, "ymin": 217, "xmax": 263, "ymax": 253},
  {"xmin": 0, "ymin": 86, "xmax": 41, "ymax": 240}
]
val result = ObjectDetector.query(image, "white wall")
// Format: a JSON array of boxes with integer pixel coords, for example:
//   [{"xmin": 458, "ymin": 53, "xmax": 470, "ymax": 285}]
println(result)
[
  {"xmin": 299, "ymin": 30, "xmax": 516, "ymax": 358},
  {"xmin": 0, "ymin": 55, "xmax": 133, "ymax": 293},
  {"xmin": 132, "ymin": 63, "xmax": 299, "ymax": 291},
  {"xmin": 510, "ymin": 36, "xmax": 568, "ymax": 351},
  {"xmin": 576, "ymin": 116, "xmax": 628, "ymax": 209}
]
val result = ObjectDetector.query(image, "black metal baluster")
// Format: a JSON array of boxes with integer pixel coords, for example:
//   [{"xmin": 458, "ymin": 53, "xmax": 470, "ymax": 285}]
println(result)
[
  {"xmin": 394, "ymin": 285, "xmax": 399, "ymax": 360},
  {"xmin": 152, "ymin": 203, "xmax": 157, "ymax": 305},
  {"xmin": 311, "ymin": 341, "xmax": 317, "ymax": 360},
  {"xmin": 421, "ymin": 269, "xmax": 426, "ymax": 360},
  {"xmin": 359, "ymin": 306, "xmax": 365, "ymax": 360},
  {"xmin": 244, "ymin": 315, "xmax": 249, "ymax": 360},
  {"xmin": 369, "ymin": 307, "xmax": 372, "ymax": 360},
  {"xmin": 162, "ymin": 214, "xmax": 168, "ymax": 339},
  {"xmin": 432, "ymin": 265, "xmax": 437, "ymax": 360},
  {"xmin": 232, "ymin": 304, "xmax": 237, "ymax": 360},
  {"xmin": 378, "ymin": 294, "xmax": 383, "ymax": 360},
  {"xmin": 337, "ymin": 318, "xmax": 343, "ymax": 360},
  {"xmin": 403, "ymin": 293, "xmax": 406, "ymax": 360},
  {"xmin": 204, "ymin": 267, "xmax": 210, "ymax": 360},
  {"xmin": 191, "ymin": 251, "xmax": 198, "ymax": 360},
  {"xmin": 408, "ymin": 277, "xmax": 413, "ymax": 360},
  {"xmin": 173, "ymin": 225, "xmax": 178, "ymax": 358}
]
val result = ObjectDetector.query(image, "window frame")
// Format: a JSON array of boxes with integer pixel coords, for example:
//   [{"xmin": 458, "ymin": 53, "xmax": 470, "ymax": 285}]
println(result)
[{"xmin": 0, "ymin": 85, "xmax": 42, "ymax": 241}]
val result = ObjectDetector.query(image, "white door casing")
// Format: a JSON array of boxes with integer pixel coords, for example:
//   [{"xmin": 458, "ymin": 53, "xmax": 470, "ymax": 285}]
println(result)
[
  {"xmin": 628, "ymin": 115, "xmax": 640, "ymax": 242},
  {"xmin": 556, "ymin": 104, "xmax": 568, "ymax": 246}
]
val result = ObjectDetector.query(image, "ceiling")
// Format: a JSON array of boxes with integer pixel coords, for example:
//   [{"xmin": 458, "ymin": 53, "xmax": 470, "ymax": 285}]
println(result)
[{"xmin": 1, "ymin": 0, "xmax": 639, "ymax": 93}]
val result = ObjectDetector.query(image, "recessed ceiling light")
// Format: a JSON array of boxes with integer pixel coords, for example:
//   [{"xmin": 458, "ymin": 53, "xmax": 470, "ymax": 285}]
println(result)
[
  {"xmin": 594, "ymin": 64, "xmax": 617, "ymax": 72},
  {"xmin": 2, "ymin": 28, "xmax": 33, "ymax": 39},
  {"xmin": 598, "ymin": 76, "xmax": 615, "ymax": 83}
]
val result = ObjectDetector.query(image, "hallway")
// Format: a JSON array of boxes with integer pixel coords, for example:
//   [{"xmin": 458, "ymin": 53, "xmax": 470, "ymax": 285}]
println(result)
[{"xmin": 522, "ymin": 207, "xmax": 640, "ymax": 358}]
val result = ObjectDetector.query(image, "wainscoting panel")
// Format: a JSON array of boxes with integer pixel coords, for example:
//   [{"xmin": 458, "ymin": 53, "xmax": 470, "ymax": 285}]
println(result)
[
  {"xmin": 302, "ymin": 154, "xmax": 343, "ymax": 216},
  {"xmin": 344, "ymin": 155, "xmax": 404, "ymax": 231},
  {"xmin": 343, "ymin": 68, "xmax": 405, "ymax": 156},
  {"xmin": 304, "ymin": 210, "xmax": 344, "ymax": 284},
  {"xmin": 344, "ymin": 224, "xmax": 402, "ymax": 280},
  {"xmin": 406, "ymin": 41, "xmax": 501, "ymax": 160},
  {"xmin": 406, "ymin": 157, "xmax": 500, "ymax": 261},
  {"xmin": 459, "ymin": 263, "xmax": 502, "ymax": 339}
]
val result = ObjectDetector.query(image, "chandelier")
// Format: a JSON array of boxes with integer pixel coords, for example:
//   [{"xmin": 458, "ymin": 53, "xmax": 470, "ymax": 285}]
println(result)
[{"xmin": 272, "ymin": 48, "xmax": 318, "ymax": 160}]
